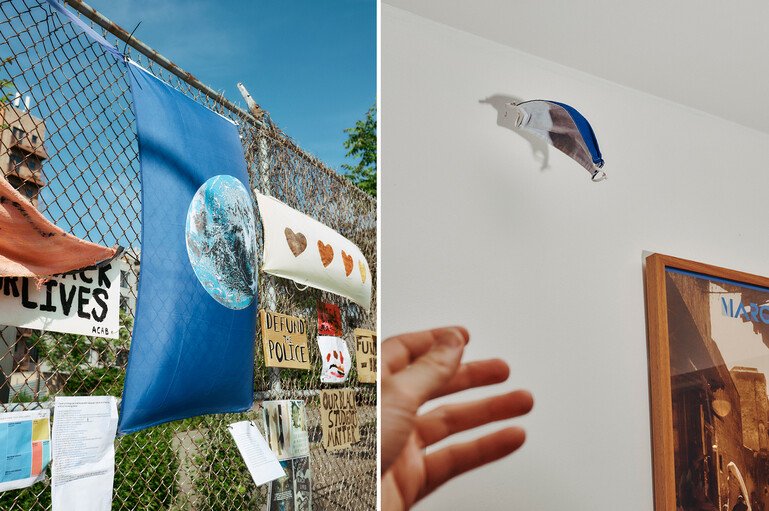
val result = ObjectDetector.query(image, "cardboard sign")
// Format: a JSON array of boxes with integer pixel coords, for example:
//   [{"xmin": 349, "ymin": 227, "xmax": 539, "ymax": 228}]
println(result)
[
  {"xmin": 317, "ymin": 302, "xmax": 342, "ymax": 336},
  {"xmin": 317, "ymin": 336, "xmax": 351, "ymax": 384},
  {"xmin": 320, "ymin": 389, "xmax": 359, "ymax": 451},
  {"xmin": 354, "ymin": 329, "xmax": 377, "ymax": 384},
  {"xmin": 0, "ymin": 263, "xmax": 120, "ymax": 338},
  {"xmin": 259, "ymin": 310, "xmax": 311, "ymax": 370}
]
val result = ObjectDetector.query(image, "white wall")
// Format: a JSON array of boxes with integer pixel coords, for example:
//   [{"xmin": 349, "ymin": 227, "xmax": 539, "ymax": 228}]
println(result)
[{"xmin": 381, "ymin": 6, "xmax": 769, "ymax": 510}]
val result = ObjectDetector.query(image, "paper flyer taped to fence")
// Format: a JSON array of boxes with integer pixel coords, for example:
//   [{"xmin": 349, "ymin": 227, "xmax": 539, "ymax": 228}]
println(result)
[
  {"xmin": 52, "ymin": 396, "xmax": 118, "ymax": 511},
  {"xmin": 0, "ymin": 264, "xmax": 121, "ymax": 339},
  {"xmin": 228, "ymin": 420, "xmax": 285, "ymax": 486},
  {"xmin": 0, "ymin": 409, "xmax": 51, "ymax": 492}
]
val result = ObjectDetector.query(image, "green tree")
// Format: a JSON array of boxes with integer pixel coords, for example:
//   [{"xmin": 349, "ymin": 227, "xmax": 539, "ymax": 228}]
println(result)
[
  {"xmin": 193, "ymin": 415, "xmax": 265, "ymax": 510},
  {"xmin": 34, "ymin": 308, "xmax": 133, "ymax": 387},
  {"xmin": 342, "ymin": 103, "xmax": 377, "ymax": 197},
  {"xmin": 1, "ymin": 57, "xmax": 12, "ymax": 103}
]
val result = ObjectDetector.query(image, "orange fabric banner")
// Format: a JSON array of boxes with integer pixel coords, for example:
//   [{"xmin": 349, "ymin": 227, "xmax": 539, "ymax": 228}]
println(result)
[{"xmin": 0, "ymin": 178, "xmax": 118, "ymax": 277}]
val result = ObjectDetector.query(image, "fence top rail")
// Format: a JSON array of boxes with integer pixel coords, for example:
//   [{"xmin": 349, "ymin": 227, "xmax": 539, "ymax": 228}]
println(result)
[{"xmin": 61, "ymin": 0, "xmax": 376, "ymax": 207}]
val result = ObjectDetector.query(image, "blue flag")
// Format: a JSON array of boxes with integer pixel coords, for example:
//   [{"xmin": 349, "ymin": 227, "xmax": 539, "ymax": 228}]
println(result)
[{"xmin": 119, "ymin": 62, "xmax": 258, "ymax": 434}]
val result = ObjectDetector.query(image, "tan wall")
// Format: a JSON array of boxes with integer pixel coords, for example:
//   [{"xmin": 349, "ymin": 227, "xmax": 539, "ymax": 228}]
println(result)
[
  {"xmin": 715, "ymin": 408, "xmax": 753, "ymax": 508},
  {"xmin": 1, "ymin": 104, "xmax": 47, "ymax": 157},
  {"xmin": 732, "ymin": 367, "xmax": 769, "ymax": 453},
  {"xmin": 1, "ymin": 105, "xmax": 47, "ymax": 206},
  {"xmin": 669, "ymin": 271, "xmax": 713, "ymax": 343}
]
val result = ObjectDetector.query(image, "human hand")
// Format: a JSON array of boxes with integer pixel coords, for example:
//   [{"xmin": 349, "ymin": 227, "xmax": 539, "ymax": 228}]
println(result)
[{"xmin": 381, "ymin": 327, "xmax": 534, "ymax": 510}]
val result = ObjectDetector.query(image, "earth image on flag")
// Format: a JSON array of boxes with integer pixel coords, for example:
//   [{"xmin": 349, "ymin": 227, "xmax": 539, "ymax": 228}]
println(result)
[{"xmin": 185, "ymin": 175, "xmax": 258, "ymax": 310}]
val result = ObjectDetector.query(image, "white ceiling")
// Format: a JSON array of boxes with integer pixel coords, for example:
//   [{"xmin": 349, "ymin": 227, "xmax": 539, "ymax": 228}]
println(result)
[{"xmin": 384, "ymin": 0, "xmax": 769, "ymax": 134}]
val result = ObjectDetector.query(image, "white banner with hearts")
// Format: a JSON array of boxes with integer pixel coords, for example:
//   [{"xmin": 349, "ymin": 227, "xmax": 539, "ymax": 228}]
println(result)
[{"xmin": 255, "ymin": 192, "xmax": 372, "ymax": 310}]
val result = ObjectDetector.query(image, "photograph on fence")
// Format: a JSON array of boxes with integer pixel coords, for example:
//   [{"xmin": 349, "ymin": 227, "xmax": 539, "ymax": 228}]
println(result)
[
  {"xmin": 263, "ymin": 400, "xmax": 312, "ymax": 511},
  {"xmin": 646, "ymin": 254, "xmax": 769, "ymax": 511},
  {"xmin": 262, "ymin": 400, "xmax": 310, "ymax": 461}
]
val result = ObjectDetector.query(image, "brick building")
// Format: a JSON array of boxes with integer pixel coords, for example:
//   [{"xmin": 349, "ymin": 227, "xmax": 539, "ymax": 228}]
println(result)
[
  {"xmin": 0, "ymin": 99, "xmax": 48, "ymax": 402},
  {"xmin": 1, "ymin": 101, "xmax": 47, "ymax": 206}
]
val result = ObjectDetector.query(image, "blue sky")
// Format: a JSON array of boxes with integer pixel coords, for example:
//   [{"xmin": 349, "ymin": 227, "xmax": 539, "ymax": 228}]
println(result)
[{"xmin": 86, "ymin": 0, "xmax": 377, "ymax": 173}]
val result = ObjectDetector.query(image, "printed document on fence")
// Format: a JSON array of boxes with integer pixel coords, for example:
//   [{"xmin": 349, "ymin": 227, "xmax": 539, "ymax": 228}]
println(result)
[
  {"xmin": 0, "ymin": 409, "xmax": 51, "ymax": 492},
  {"xmin": 52, "ymin": 396, "xmax": 118, "ymax": 511},
  {"xmin": 228, "ymin": 420, "xmax": 285, "ymax": 486}
]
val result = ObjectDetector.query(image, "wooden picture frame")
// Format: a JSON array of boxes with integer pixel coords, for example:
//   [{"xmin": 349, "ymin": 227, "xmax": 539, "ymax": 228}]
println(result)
[{"xmin": 646, "ymin": 253, "xmax": 769, "ymax": 511}]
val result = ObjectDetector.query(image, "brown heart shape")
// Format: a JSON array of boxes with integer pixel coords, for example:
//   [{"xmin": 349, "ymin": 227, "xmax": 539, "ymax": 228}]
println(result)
[
  {"xmin": 318, "ymin": 240, "xmax": 334, "ymax": 267},
  {"xmin": 341, "ymin": 250, "xmax": 353, "ymax": 276},
  {"xmin": 284, "ymin": 227, "xmax": 307, "ymax": 257}
]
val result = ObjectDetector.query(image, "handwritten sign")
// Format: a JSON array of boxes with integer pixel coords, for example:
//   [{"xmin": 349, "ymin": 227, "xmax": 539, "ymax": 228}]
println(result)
[
  {"xmin": 354, "ymin": 328, "xmax": 377, "ymax": 384},
  {"xmin": 259, "ymin": 310, "xmax": 311, "ymax": 370},
  {"xmin": 318, "ymin": 336, "xmax": 351, "ymax": 384},
  {"xmin": 0, "ymin": 264, "xmax": 120, "ymax": 338},
  {"xmin": 320, "ymin": 389, "xmax": 359, "ymax": 451}
]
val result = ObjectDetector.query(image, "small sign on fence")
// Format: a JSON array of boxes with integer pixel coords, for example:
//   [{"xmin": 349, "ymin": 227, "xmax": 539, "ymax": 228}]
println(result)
[
  {"xmin": 320, "ymin": 389, "xmax": 360, "ymax": 451},
  {"xmin": 259, "ymin": 310, "xmax": 311, "ymax": 370},
  {"xmin": 0, "ymin": 409, "xmax": 50, "ymax": 492},
  {"xmin": 318, "ymin": 336, "xmax": 351, "ymax": 384},
  {"xmin": 354, "ymin": 328, "xmax": 377, "ymax": 383},
  {"xmin": 0, "ymin": 263, "xmax": 120, "ymax": 339}
]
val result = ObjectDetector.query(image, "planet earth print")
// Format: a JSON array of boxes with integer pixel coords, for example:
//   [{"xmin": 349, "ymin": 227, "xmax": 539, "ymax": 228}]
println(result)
[{"xmin": 185, "ymin": 175, "xmax": 258, "ymax": 310}]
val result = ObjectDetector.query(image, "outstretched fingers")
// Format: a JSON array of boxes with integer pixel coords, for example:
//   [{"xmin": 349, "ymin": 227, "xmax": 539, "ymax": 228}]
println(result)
[
  {"xmin": 417, "ymin": 390, "xmax": 533, "ymax": 446},
  {"xmin": 429, "ymin": 358, "xmax": 510, "ymax": 399},
  {"xmin": 419, "ymin": 427, "xmax": 527, "ymax": 502}
]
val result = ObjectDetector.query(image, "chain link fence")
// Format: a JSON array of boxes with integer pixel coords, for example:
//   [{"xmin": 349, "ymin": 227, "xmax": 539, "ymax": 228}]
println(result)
[{"xmin": 0, "ymin": 0, "xmax": 377, "ymax": 509}]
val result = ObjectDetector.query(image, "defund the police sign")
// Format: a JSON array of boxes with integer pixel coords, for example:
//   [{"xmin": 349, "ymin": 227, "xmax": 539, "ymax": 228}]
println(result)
[
  {"xmin": 259, "ymin": 309, "xmax": 311, "ymax": 370},
  {"xmin": 0, "ymin": 263, "xmax": 121, "ymax": 338}
]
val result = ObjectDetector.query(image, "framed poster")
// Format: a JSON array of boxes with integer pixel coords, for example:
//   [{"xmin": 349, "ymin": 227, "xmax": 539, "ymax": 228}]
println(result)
[{"xmin": 645, "ymin": 254, "xmax": 769, "ymax": 511}]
